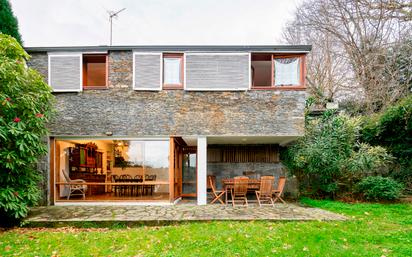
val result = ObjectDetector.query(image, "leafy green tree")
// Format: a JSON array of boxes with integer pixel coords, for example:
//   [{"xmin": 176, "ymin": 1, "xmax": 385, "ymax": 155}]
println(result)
[
  {"xmin": 0, "ymin": 34, "xmax": 53, "ymax": 224},
  {"xmin": 0, "ymin": 0, "xmax": 22, "ymax": 44}
]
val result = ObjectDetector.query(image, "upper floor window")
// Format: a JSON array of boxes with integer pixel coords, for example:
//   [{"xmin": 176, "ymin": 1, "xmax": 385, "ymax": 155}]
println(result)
[
  {"xmin": 163, "ymin": 53, "xmax": 184, "ymax": 89},
  {"xmin": 251, "ymin": 53, "xmax": 305, "ymax": 89},
  {"xmin": 83, "ymin": 54, "xmax": 108, "ymax": 89}
]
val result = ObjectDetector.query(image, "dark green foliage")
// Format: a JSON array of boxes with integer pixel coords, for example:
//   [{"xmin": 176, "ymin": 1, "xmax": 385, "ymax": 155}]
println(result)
[
  {"xmin": 283, "ymin": 110, "xmax": 392, "ymax": 199},
  {"xmin": 361, "ymin": 96, "xmax": 412, "ymax": 192},
  {"xmin": 0, "ymin": 34, "xmax": 54, "ymax": 223},
  {"xmin": 356, "ymin": 176, "xmax": 404, "ymax": 201},
  {"xmin": 0, "ymin": 0, "xmax": 22, "ymax": 44}
]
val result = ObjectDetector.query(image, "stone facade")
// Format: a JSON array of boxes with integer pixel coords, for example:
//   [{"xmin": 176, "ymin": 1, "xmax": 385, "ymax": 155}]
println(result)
[
  {"xmin": 108, "ymin": 51, "xmax": 133, "ymax": 89},
  {"xmin": 47, "ymin": 89, "xmax": 306, "ymax": 136},
  {"xmin": 27, "ymin": 52, "xmax": 48, "ymax": 81},
  {"xmin": 27, "ymin": 51, "xmax": 307, "ymax": 204}
]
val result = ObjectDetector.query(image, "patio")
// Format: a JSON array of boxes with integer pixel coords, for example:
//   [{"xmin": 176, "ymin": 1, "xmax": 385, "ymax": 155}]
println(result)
[{"xmin": 25, "ymin": 203, "xmax": 346, "ymax": 226}]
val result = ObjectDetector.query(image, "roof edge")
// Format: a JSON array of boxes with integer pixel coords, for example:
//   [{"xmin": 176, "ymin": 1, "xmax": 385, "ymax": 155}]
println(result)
[{"xmin": 24, "ymin": 45, "xmax": 312, "ymax": 53}]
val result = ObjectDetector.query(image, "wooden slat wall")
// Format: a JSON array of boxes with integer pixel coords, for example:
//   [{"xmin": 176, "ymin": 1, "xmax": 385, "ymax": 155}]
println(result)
[{"xmin": 208, "ymin": 145, "xmax": 279, "ymax": 163}]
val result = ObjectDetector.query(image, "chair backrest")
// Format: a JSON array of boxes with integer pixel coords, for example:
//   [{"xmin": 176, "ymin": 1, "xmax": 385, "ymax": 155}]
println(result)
[
  {"xmin": 276, "ymin": 176, "xmax": 286, "ymax": 194},
  {"xmin": 62, "ymin": 169, "xmax": 72, "ymax": 182},
  {"xmin": 145, "ymin": 175, "xmax": 156, "ymax": 181},
  {"xmin": 260, "ymin": 176, "xmax": 275, "ymax": 196},
  {"xmin": 207, "ymin": 175, "xmax": 216, "ymax": 189},
  {"xmin": 233, "ymin": 176, "xmax": 249, "ymax": 195},
  {"xmin": 208, "ymin": 176, "xmax": 218, "ymax": 193},
  {"xmin": 134, "ymin": 175, "xmax": 142, "ymax": 180}
]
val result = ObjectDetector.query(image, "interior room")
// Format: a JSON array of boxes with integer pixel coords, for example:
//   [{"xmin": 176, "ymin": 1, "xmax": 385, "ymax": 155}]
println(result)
[{"xmin": 54, "ymin": 139, "xmax": 170, "ymax": 202}]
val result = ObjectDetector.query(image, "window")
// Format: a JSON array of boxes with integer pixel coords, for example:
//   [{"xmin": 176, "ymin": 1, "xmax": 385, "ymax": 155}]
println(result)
[
  {"xmin": 163, "ymin": 53, "xmax": 183, "ymax": 89},
  {"xmin": 251, "ymin": 53, "xmax": 305, "ymax": 89},
  {"xmin": 83, "ymin": 54, "xmax": 108, "ymax": 89},
  {"xmin": 274, "ymin": 56, "xmax": 301, "ymax": 86}
]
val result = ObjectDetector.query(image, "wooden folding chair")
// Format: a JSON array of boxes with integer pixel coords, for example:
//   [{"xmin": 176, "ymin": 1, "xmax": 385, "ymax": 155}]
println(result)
[
  {"xmin": 272, "ymin": 176, "xmax": 286, "ymax": 204},
  {"xmin": 209, "ymin": 176, "xmax": 225, "ymax": 204},
  {"xmin": 231, "ymin": 176, "xmax": 249, "ymax": 207},
  {"xmin": 255, "ymin": 176, "xmax": 275, "ymax": 207}
]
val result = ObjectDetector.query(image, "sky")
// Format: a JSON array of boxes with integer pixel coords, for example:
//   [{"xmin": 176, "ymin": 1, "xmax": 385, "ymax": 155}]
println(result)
[{"xmin": 10, "ymin": 0, "xmax": 302, "ymax": 47}]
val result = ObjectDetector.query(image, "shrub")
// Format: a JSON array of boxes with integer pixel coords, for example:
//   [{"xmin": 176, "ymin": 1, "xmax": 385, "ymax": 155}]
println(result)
[
  {"xmin": 0, "ymin": 34, "xmax": 54, "ymax": 224},
  {"xmin": 283, "ymin": 110, "xmax": 392, "ymax": 199},
  {"xmin": 361, "ymin": 95, "xmax": 412, "ymax": 192},
  {"xmin": 356, "ymin": 176, "xmax": 404, "ymax": 201}
]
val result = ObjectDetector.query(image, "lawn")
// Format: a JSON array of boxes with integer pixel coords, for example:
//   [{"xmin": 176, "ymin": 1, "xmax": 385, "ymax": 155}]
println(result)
[{"xmin": 0, "ymin": 199, "xmax": 411, "ymax": 257}]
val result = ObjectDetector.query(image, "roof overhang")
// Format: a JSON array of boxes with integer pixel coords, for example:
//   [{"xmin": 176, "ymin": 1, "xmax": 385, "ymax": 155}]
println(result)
[{"xmin": 25, "ymin": 45, "xmax": 312, "ymax": 53}]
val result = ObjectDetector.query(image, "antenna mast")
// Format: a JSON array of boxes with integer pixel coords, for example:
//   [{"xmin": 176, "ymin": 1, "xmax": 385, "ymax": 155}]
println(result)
[{"xmin": 108, "ymin": 8, "xmax": 126, "ymax": 46}]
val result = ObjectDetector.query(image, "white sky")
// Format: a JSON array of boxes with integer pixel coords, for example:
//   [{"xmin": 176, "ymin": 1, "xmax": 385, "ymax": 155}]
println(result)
[{"xmin": 10, "ymin": 0, "xmax": 302, "ymax": 47}]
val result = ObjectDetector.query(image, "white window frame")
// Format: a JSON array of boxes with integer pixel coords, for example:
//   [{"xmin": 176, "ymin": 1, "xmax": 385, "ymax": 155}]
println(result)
[
  {"xmin": 184, "ymin": 52, "xmax": 250, "ymax": 91},
  {"xmin": 48, "ymin": 53, "xmax": 82, "ymax": 92},
  {"xmin": 132, "ymin": 52, "xmax": 162, "ymax": 91}
]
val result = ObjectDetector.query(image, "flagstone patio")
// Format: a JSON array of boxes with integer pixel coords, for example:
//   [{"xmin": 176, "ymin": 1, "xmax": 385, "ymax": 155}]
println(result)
[{"xmin": 25, "ymin": 203, "xmax": 346, "ymax": 226}]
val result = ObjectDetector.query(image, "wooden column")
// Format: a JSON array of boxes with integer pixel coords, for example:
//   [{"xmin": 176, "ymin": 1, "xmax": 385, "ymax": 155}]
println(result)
[
  {"xmin": 49, "ymin": 137, "xmax": 55, "ymax": 205},
  {"xmin": 169, "ymin": 137, "xmax": 175, "ymax": 202}
]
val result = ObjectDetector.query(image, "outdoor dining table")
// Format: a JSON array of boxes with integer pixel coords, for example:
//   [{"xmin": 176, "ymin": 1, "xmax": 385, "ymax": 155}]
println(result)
[{"xmin": 221, "ymin": 178, "xmax": 261, "ymax": 204}]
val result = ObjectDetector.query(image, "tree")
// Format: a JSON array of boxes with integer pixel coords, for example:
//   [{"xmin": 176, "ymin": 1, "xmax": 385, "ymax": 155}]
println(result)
[
  {"xmin": 0, "ymin": 0, "xmax": 22, "ymax": 44},
  {"xmin": 0, "ymin": 34, "xmax": 54, "ymax": 224},
  {"xmin": 283, "ymin": 0, "xmax": 412, "ymax": 112}
]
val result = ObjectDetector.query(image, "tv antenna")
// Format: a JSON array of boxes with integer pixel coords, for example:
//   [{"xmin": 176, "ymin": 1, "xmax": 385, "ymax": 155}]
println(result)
[{"xmin": 108, "ymin": 8, "xmax": 126, "ymax": 46}]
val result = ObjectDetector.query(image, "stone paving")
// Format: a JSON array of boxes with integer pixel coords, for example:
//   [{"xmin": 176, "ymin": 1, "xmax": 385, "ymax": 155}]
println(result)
[{"xmin": 26, "ymin": 203, "xmax": 346, "ymax": 224}]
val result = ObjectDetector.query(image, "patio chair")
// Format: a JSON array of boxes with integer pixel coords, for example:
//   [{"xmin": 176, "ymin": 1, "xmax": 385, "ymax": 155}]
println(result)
[
  {"xmin": 272, "ymin": 176, "xmax": 286, "ymax": 204},
  {"xmin": 255, "ymin": 176, "xmax": 275, "ymax": 207},
  {"xmin": 209, "ymin": 176, "xmax": 225, "ymax": 204},
  {"xmin": 231, "ymin": 176, "xmax": 249, "ymax": 207},
  {"xmin": 62, "ymin": 169, "xmax": 87, "ymax": 200},
  {"xmin": 143, "ymin": 175, "xmax": 156, "ymax": 195}
]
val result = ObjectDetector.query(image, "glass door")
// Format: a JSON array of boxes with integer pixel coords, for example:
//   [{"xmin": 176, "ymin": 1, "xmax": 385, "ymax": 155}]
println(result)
[{"xmin": 182, "ymin": 147, "xmax": 197, "ymax": 197}]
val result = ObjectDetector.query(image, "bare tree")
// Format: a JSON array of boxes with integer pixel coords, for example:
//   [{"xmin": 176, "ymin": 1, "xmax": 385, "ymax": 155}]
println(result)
[{"xmin": 284, "ymin": 0, "xmax": 412, "ymax": 112}]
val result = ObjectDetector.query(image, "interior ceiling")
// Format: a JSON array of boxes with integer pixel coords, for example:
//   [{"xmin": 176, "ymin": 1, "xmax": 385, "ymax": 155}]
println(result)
[{"xmin": 182, "ymin": 136, "xmax": 300, "ymax": 146}]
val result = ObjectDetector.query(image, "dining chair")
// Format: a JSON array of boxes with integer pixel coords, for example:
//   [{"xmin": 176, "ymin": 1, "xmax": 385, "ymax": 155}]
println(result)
[
  {"xmin": 209, "ymin": 176, "xmax": 225, "ymax": 204},
  {"xmin": 255, "ymin": 176, "xmax": 275, "ymax": 207},
  {"xmin": 272, "ymin": 176, "xmax": 286, "ymax": 204},
  {"xmin": 62, "ymin": 169, "xmax": 87, "ymax": 200},
  {"xmin": 231, "ymin": 176, "xmax": 249, "ymax": 207}
]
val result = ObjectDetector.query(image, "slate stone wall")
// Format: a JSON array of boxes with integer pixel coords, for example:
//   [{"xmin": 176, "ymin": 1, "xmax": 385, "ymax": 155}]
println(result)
[
  {"xmin": 47, "ymin": 89, "xmax": 306, "ymax": 136},
  {"xmin": 27, "ymin": 51, "xmax": 307, "ymax": 137}
]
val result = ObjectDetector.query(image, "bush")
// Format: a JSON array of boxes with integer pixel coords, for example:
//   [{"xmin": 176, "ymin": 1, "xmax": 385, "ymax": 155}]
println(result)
[
  {"xmin": 283, "ymin": 110, "xmax": 392, "ymax": 199},
  {"xmin": 356, "ymin": 176, "xmax": 404, "ymax": 201},
  {"xmin": 361, "ymin": 95, "xmax": 412, "ymax": 192},
  {"xmin": 0, "ymin": 34, "xmax": 54, "ymax": 224}
]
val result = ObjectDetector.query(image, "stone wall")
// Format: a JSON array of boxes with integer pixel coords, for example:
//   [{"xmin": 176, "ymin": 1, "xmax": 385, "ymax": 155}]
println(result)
[
  {"xmin": 47, "ymin": 89, "xmax": 306, "ymax": 136},
  {"xmin": 27, "ymin": 51, "xmax": 307, "ymax": 137},
  {"xmin": 27, "ymin": 52, "xmax": 48, "ymax": 80},
  {"xmin": 108, "ymin": 51, "xmax": 133, "ymax": 89}
]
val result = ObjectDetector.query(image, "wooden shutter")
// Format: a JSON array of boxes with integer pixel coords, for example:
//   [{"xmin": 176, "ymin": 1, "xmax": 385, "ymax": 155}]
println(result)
[
  {"xmin": 185, "ymin": 53, "xmax": 250, "ymax": 90},
  {"xmin": 48, "ymin": 54, "xmax": 82, "ymax": 92},
  {"xmin": 133, "ymin": 52, "xmax": 162, "ymax": 90}
]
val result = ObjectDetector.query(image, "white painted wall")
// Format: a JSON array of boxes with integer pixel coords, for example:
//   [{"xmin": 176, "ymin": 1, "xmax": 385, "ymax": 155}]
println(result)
[{"xmin": 197, "ymin": 136, "xmax": 207, "ymax": 205}]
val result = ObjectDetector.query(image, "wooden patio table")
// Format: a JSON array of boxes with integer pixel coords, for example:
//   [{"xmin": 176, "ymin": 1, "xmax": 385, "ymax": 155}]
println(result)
[{"xmin": 221, "ymin": 178, "xmax": 261, "ymax": 205}]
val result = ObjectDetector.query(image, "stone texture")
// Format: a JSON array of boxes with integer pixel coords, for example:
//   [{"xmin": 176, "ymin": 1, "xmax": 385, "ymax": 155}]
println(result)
[
  {"xmin": 47, "ymin": 89, "xmax": 306, "ymax": 136},
  {"xmin": 108, "ymin": 50, "xmax": 133, "ymax": 89},
  {"xmin": 27, "ymin": 51, "xmax": 307, "ymax": 137},
  {"xmin": 27, "ymin": 52, "xmax": 48, "ymax": 81},
  {"xmin": 26, "ymin": 204, "xmax": 347, "ymax": 223}
]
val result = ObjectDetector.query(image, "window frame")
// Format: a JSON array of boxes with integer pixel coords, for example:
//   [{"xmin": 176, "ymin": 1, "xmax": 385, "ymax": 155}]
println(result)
[
  {"xmin": 162, "ymin": 53, "xmax": 184, "ymax": 90},
  {"xmin": 82, "ymin": 54, "xmax": 109, "ymax": 90},
  {"xmin": 251, "ymin": 53, "xmax": 306, "ymax": 90}
]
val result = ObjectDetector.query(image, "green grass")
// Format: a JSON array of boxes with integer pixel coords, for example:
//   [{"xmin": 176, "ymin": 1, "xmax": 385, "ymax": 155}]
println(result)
[{"xmin": 1, "ymin": 199, "xmax": 411, "ymax": 256}]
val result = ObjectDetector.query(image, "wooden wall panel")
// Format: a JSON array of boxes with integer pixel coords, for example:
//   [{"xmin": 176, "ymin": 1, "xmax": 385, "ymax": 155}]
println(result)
[{"xmin": 207, "ymin": 145, "xmax": 279, "ymax": 163}]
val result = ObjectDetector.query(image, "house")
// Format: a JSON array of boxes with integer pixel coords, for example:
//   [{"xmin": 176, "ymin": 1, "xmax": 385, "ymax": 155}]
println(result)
[{"xmin": 25, "ymin": 45, "xmax": 311, "ymax": 205}]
